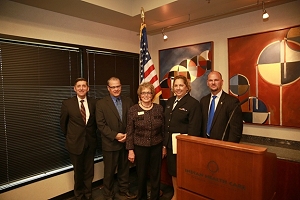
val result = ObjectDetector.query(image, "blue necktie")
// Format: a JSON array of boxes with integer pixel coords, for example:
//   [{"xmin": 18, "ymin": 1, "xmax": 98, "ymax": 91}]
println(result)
[
  {"xmin": 206, "ymin": 96, "xmax": 217, "ymax": 137},
  {"xmin": 116, "ymin": 98, "xmax": 122, "ymax": 121}
]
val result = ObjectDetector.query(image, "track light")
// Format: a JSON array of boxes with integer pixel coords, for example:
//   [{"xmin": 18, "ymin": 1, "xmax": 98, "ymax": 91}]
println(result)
[
  {"xmin": 262, "ymin": 10, "xmax": 269, "ymax": 19},
  {"xmin": 262, "ymin": 1, "xmax": 269, "ymax": 19},
  {"xmin": 162, "ymin": 28, "xmax": 168, "ymax": 40}
]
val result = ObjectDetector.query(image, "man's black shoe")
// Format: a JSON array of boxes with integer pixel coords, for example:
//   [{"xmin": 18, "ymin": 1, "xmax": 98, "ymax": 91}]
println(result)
[{"xmin": 119, "ymin": 191, "xmax": 137, "ymax": 199}]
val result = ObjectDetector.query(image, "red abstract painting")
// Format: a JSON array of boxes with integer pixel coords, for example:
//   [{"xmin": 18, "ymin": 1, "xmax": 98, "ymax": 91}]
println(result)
[{"xmin": 228, "ymin": 25, "xmax": 300, "ymax": 128}]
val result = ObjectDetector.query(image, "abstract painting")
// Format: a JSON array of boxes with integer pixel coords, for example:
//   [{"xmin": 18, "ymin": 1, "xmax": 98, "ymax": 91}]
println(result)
[
  {"xmin": 159, "ymin": 42, "xmax": 213, "ymax": 105},
  {"xmin": 228, "ymin": 25, "xmax": 300, "ymax": 128}
]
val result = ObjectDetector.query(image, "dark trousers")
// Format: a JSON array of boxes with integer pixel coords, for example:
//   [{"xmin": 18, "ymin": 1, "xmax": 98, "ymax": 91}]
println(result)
[
  {"xmin": 102, "ymin": 147, "xmax": 130, "ymax": 199},
  {"xmin": 69, "ymin": 145, "xmax": 96, "ymax": 200},
  {"xmin": 166, "ymin": 147, "xmax": 177, "ymax": 177},
  {"xmin": 135, "ymin": 143, "xmax": 162, "ymax": 200}
]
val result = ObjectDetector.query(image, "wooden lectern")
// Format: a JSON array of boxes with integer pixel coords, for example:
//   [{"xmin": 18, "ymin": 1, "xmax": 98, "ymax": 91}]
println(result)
[{"xmin": 177, "ymin": 135, "xmax": 277, "ymax": 200}]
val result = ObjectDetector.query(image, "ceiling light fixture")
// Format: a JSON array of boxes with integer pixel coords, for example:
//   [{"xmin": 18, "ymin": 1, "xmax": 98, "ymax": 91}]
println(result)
[
  {"xmin": 262, "ymin": 1, "xmax": 269, "ymax": 19},
  {"xmin": 147, "ymin": 0, "xmax": 275, "ymax": 35},
  {"xmin": 162, "ymin": 28, "xmax": 168, "ymax": 40}
]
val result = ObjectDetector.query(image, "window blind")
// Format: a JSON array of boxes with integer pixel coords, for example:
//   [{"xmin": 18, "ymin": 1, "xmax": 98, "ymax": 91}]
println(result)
[{"xmin": 0, "ymin": 40, "xmax": 81, "ymax": 191}]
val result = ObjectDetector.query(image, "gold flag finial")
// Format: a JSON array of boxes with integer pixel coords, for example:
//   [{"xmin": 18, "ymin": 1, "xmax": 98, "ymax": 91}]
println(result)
[{"xmin": 141, "ymin": 7, "xmax": 145, "ymax": 24}]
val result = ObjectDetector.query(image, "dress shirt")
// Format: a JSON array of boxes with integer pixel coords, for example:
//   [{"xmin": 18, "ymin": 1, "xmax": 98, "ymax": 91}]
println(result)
[
  {"xmin": 111, "ymin": 95, "xmax": 122, "ymax": 106},
  {"xmin": 208, "ymin": 90, "xmax": 222, "ymax": 112}
]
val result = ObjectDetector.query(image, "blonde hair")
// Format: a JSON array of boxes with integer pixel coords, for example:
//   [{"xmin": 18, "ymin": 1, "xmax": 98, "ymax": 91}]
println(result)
[{"xmin": 137, "ymin": 82, "xmax": 155, "ymax": 100}]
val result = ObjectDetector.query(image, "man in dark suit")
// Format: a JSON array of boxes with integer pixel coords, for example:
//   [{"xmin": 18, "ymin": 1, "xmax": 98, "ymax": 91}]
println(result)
[
  {"xmin": 200, "ymin": 71, "xmax": 243, "ymax": 142},
  {"xmin": 96, "ymin": 77, "xmax": 136, "ymax": 200},
  {"xmin": 60, "ymin": 78, "xmax": 98, "ymax": 200}
]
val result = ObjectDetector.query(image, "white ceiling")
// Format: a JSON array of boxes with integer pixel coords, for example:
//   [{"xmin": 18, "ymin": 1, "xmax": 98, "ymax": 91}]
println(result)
[{"xmin": 10, "ymin": 0, "xmax": 295, "ymax": 35}]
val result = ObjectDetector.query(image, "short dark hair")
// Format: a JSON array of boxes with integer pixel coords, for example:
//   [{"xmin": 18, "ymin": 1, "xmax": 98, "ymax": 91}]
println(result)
[
  {"xmin": 107, "ymin": 77, "xmax": 121, "ymax": 86},
  {"xmin": 74, "ymin": 78, "xmax": 88, "ymax": 86}
]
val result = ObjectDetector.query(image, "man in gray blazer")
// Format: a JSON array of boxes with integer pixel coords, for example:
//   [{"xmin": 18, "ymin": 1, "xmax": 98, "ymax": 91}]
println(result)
[
  {"xmin": 200, "ymin": 71, "xmax": 243, "ymax": 142},
  {"xmin": 96, "ymin": 77, "xmax": 136, "ymax": 200},
  {"xmin": 60, "ymin": 78, "xmax": 98, "ymax": 200}
]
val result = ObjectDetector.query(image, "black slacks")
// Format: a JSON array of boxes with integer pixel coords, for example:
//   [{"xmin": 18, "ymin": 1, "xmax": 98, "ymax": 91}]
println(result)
[
  {"xmin": 135, "ymin": 143, "xmax": 162, "ymax": 200},
  {"xmin": 102, "ymin": 146, "xmax": 130, "ymax": 199},
  {"xmin": 69, "ymin": 145, "xmax": 96, "ymax": 200}
]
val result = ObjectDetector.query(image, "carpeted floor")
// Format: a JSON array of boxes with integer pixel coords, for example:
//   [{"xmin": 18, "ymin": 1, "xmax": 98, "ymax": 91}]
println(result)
[{"xmin": 52, "ymin": 168, "xmax": 174, "ymax": 200}]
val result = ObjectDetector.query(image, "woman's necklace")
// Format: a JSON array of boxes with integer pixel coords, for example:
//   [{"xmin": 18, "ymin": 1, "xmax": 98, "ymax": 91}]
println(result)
[{"xmin": 140, "ymin": 102, "xmax": 153, "ymax": 108}]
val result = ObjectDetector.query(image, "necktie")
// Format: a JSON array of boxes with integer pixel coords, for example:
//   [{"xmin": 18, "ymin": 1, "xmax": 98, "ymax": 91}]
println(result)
[
  {"xmin": 80, "ymin": 100, "xmax": 86, "ymax": 124},
  {"xmin": 172, "ymin": 99, "xmax": 179, "ymax": 110},
  {"xmin": 116, "ymin": 98, "xmax": 122, "ymax": 121},
  {"xmin": 206, "ymin": 96, "xmax": 217, "ymax": 137}
]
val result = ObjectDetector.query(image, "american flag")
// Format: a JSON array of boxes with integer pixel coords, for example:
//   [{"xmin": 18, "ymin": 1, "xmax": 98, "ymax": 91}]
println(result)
[{"xmin": 140, "ymin": 24, "xmax": 162, "ymax": 99}]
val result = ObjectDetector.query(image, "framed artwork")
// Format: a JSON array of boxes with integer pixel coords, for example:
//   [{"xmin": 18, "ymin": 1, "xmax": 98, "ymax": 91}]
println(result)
[
  {"xmin": 228, "ymin": 25, "xmax": 300, "ymax": 128},
  {"xmin": 159, "ymin": 42, "xmax": 214, "ymax": 105}
]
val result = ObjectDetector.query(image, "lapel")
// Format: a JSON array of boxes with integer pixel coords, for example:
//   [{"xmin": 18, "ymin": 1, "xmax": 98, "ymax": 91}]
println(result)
[
  {"xmin": 166, "ymin": 96, "xmax": 176, "ymax": 111},
  {"xmin": 120, "ymin": 96, "xmax": 127, "ymax": 121},
  {"xmin": 173, "ymin": 94, "xmax": 189, "ymax": 111},
  {"xmin": 86, "ymin": 97, "xmax": 93, "ymax": 124},
  {"xmin": 73, "ymin": 96, "xmax": 81, "ymax": 115},
  {"xmin": 175, "ymin": 95, "xmax": 187, "ymax": 109},
  {"xmin": 203, "ymin": 94, "xmax": 210, "ymax": 120}
]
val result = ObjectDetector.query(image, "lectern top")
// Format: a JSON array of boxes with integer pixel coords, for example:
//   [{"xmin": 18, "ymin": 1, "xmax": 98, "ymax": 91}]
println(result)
[{"xmin": 177, "ymin": 135, "xmax": 267, "ymax": 154}]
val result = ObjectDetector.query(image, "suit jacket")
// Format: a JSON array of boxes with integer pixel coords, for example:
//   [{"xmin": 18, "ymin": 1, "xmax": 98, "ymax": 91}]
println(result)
[
  {"xmin": 60, "ymin": 96, "xmax": 98, "ymax": 155},
  {"xmin": 199, "ymin": 91, "xmax": 243, "ymax": 142},
  {"xmin": 163, "ymin": 94, "xmax": 201, "ymax": 148},
  {"xmin": 96, "ymin": 95, "xmax": 134, "ymax": 151}
]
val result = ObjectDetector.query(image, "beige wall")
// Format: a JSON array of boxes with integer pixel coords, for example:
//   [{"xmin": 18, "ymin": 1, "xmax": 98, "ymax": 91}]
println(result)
[
  {"xmin": 0, "ymin": 162, "xmax": 104, "ymax": 200},
  {"xmin": 150, "ymin": 1, "xmax": 300, "ymax": 142},
  {"xmin": 0, "ymin": 0, "xmax": 300, "ymax": 199},
  {"xmin": 0, "ymin": 1, "xmax": 138, "ymax": 199},
  {"xmin": 0, "ymin": 0, "xmax": 140, "ymax": 53}
]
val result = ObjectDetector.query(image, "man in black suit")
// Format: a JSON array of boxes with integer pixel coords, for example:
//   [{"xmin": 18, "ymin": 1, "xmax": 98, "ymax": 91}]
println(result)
[
  {"xmin": 96, "ymin": 77, "xmax": 136, "ymax": 200},
  {"xmin": 60, "ymin": 78, "xmax": 98, "ymax": 200},
  {"xmin": 200, "ymin": 71, "xmax": 243, "ymax": 142}
]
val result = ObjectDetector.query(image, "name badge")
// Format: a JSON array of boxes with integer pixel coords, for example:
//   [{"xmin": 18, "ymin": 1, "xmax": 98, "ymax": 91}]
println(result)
[{"xmin": 138, "ymin": 111, "xmax": 144, "ymax": 115}]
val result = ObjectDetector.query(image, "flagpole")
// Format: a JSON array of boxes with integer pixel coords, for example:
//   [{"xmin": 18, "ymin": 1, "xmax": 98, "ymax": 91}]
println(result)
[
  {"xmin": 141, "ymin": 7, "xmax": 145, "ymax": 25},
  {"xmin": 139, "ymin": 7, "xmax": 145, "ymax": 84},
  {"xmin": 139, "ymin": 7, "xmax": 162, "ymax": 103},
  {"xmin": 140, "ymin": 7, "xmax": 146, "ymax": 37}
]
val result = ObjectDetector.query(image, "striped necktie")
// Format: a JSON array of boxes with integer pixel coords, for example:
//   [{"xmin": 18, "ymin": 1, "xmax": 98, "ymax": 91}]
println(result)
[{"xmin": 80, "ymin": 100, "xmax": 86, "ymax": 124}]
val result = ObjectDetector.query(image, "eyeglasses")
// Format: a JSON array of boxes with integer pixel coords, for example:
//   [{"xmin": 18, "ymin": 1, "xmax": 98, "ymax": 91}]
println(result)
[
  {"xmin": 141, "ymin": 92, "xmax": 152, "ymax": 95},
  {"xmin": 108, "ymin": 85, "xmax": 121, "ymax": 89}
]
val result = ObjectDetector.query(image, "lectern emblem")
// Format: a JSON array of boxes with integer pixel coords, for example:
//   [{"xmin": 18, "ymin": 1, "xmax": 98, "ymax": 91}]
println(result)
[{"xmin": 207, "ymin": 160, "xmax": 219, "ymax": 173}]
